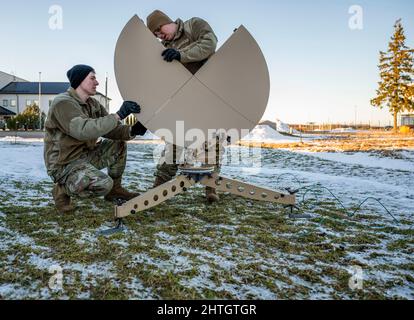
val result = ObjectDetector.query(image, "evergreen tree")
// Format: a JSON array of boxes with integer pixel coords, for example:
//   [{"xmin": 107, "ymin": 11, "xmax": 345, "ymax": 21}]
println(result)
[{"xmin": 371, "ymin": 19, "xmax": 414, "ymax": 130}]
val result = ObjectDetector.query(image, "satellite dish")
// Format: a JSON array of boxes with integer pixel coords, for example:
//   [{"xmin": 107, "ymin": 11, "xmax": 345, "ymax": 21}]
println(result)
[
  {"xmin": 114, "ymin": 15, "xmax": 270, "ymax": 148},
  {"xmin": 100, "ymin": 17, "xmax": 296, "ymax": 233}
]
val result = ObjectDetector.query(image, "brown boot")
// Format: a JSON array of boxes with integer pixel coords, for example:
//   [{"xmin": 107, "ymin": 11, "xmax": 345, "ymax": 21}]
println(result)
[
  {"xmin": 153, "ymin": 176, "xmax": 172, "ymax": 188},
  {"xmin": 206, "ymin": 186, "xmax": 219, "ymax": 204},
  {"xmin": 52, "ymin": 184, "xmax": 74, "ymax": 214},
  {"xmin": 104, "ymin": 178, "xmax": 140, "ymax": 202}
]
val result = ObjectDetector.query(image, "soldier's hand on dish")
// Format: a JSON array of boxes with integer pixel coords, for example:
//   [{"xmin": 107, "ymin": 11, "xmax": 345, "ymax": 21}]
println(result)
[
  {"xmin": 162, "ymin": 48, "xmax": 181, "ymax": 62},
  {"xmin": 116, "ymin": 101, "xmax": 141, "ymax": 120}
]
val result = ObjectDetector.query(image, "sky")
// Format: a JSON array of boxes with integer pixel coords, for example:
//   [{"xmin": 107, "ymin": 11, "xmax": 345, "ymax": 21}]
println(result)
[{"xmin": 0, "ymin": 0, "xmax": 413, "ymax": 125}]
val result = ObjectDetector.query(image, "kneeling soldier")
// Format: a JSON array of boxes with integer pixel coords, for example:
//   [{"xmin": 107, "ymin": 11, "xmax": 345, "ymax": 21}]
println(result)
[{"xmin": 44, "ymin": 65, "xmax": 147, "ymax": 213}]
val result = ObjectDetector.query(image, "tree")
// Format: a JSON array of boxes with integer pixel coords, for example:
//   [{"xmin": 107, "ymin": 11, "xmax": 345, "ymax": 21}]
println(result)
[
  {"xmin": 5, "ymin": 117, "xmax": 19, "ymax": 131},
  {"xmin": 22, "ymin": 103, "xmax": 41, "ymax": 130},
  {"xmin": 7, "ymin": 103, "xmax": 46, "ymax": 131},
  {"xmin": 371, "ymin": 19, "xmax": 414, "ymax": 131},
  {"xmin": 407, "ymin": 84, "xmax": 414, "ymax": 99}
]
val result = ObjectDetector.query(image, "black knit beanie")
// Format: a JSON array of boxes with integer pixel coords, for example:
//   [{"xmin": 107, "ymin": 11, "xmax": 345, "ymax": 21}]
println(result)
[{"xmin": 66, "ymin": 65, "xmax": 95, "ymax": 89}]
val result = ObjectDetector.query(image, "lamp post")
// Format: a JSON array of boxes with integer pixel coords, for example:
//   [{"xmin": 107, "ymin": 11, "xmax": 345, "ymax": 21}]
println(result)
[
  {"xmin": 105, "ymin": 72, "xmax": 109, "ymax": 112},
  {"xmin": 354, "ymin": 105, "xmax": 357, "ymax": 129},
  {"xmin": 38, "ymin": 72, "xmax": 42, "ymax": 130}
]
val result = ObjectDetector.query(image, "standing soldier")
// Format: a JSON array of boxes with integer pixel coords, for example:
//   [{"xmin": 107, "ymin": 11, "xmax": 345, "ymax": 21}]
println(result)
[{"xmin": 147, "ymin": 10, "xmax": 222, "ymax": 203}]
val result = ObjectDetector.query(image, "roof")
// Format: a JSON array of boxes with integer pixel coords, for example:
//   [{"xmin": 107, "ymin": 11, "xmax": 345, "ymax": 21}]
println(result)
[
  {"xmin": 0, "ymin": 106, "xmax": 16, "ymax": 116},
  {"xmin": 0, "ymin": 82, "xmax": 109, "ymax": 98},
  {"xmin": 0, "ymin": 71, "xmax": 28, "ymax": 90},
  {"xmin": 0, "ymin": 71, "xmax": 28, "ymax": 81},
  {"xmin": 0, "ymin": 82, "xmax": 70, "ymax": 94}
]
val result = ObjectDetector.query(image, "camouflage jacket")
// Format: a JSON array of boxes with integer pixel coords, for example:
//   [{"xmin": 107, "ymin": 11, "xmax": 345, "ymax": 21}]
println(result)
[
  {"xmin": 44, "ymin": 88, "xmax": 133, "ymax": 179},
  {"xmin": 163, "ymin": 17, "xmax": 218, "ymax": 74}
]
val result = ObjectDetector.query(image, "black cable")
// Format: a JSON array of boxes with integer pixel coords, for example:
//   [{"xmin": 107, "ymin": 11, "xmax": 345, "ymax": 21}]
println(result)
[{"xmin": 274, "ymin": 174, "xmax": 399, "ymax": 224}]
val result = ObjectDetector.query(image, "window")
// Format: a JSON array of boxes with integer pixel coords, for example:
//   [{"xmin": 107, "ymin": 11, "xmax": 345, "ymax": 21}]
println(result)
[
  {"xmin": 33, "ymin": 100, "xmax": 39, "ymax": 106},
  {"xmin": 3, "ymin": 100, "xmax": 8, "ymax": 107},
  {"xmin": 10, "ymin": 100, "xmax": 16, "ymax": 107},
  {"xmin": 26, "ymin": 99, "xmax": 32, "ymax": 106},
  {"xmin": 402, "ymin": 116, "xmax": 414, "ymax": 126}
]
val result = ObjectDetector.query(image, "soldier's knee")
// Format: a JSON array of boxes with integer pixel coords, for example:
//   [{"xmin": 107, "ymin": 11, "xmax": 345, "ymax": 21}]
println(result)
[
  {"xmin": 66, "ymin": 173, "xmax": 91, "ymax": 196},
  {"xmin": 95, "ymin": 176, "xmax": 114, "ymax": 196}
]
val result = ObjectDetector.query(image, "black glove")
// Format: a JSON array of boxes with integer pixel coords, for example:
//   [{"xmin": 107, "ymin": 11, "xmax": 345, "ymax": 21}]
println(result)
[
  {"xmin": 162, "ymin": 48, "xmax": 181, "ymax": 62},
  {"xmin": 117, "ymin": 101, "xmax": 141, "ymax": 120},
  {"xmin": 131, "ymin": 121, "xmax": 148, "ymax": 136}
]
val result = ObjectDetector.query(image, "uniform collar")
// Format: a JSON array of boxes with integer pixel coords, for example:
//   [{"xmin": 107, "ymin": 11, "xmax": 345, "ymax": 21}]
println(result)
[
  {"xmin": 174, "ymin": 19, "xmax": 185, "ymax": 40},
  {"xmin": 68, "ymin": 87, "xmax": 92, "ymax": 106}
]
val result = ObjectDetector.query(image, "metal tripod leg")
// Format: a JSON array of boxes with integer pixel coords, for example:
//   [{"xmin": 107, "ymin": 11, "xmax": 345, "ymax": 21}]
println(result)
[
  {"xmin": 114, "ymin": 175, "xmax": 197, "ymax": 219},
  {"xmin": 199, "ymin": 173, "xmax": 295, "ymax": 206}
]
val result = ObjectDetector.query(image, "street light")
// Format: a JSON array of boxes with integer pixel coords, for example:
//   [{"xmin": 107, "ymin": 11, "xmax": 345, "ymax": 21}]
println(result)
[
  {"xmin": 354, "ymin": 105, "xmax": 358, "ymax": 129},
  {"xmin": 38, "ymin": 72, "xmax": 42, "ymax": 131},
  {"xmin": 105, "ymin": 72, "xmax": 109, "ymax": 112}
]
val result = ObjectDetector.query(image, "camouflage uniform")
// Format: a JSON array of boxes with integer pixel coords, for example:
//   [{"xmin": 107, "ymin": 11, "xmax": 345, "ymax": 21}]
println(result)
[
  {"xmin": 44, "ymin": 88, "xmax": 134, "ymax": 198},
  {"xmin": 155, "ymin": 17, "xmax": 222, "ymax": 182},
  {"xmin": 55, "ymin": 139, "xmax": 126, "ymax": 198}
]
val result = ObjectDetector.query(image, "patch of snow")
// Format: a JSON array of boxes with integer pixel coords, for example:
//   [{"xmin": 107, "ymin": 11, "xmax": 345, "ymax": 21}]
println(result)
[
  {"xmin": 276, "ymin": 119, "xmax": 300, "ymax": 135},
  {"xmin": 156, "ymin": 242, "xmax": 237, "ymax": 271},
  {"xmin": 125, "ymin": 277, "xmax": 159, "ymax": 300},
  {"xmin": 330, "ymin": 128, "xmax": 357, "ymax": 133},
  {"xmin": 155, "ymin": 232, "xmax": 177, "ymax": 242},
  {"xmin": 132, "ymin": 252, "xmax": 193, "ymax": 272},
  {"xmin": 0, "ymin": 136, "xmax": 44, "ymax": 143},
  {"xmin": 298, "ymin": 151, "xmax": 414, "ymax": 172},
  {"xmin": 0, "ymin": 142, "xmax": 48, "ymax": 181},
  {"xmin": 241, "ymin": 125, "xmax": 301, "ymax": 143},
  {"xmin": 385, "ymin": 286, "xmax": 414, "ymax": 299}
]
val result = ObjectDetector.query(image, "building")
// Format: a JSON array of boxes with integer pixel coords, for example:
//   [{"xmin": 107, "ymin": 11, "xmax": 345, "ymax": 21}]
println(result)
[
  {"xmin": 0, "ymin": 105, "xmax": 16, "ymax": 122},
  {"xmin": 400, "ymin": 84, "xmax": 414, "ymax": 127},
  {"xmin": 0, "ymin": 71, "xmax": 23, "ymax": 121},
  {"xmin": 0, "ymin": 71, "xmax": 27, "ymax": 90},
  {"xmin": 0, "ymin": 82, "xmax": 111, "ymax": 116},
  {"xmin": 400, "ymin": 114, "xmax": 414, "ymax": 127}
]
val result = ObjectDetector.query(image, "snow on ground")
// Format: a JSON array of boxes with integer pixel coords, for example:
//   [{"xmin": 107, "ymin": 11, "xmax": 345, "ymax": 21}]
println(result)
[
  {"xmin": 0, "ymin": 140, "xmax": 413, "ymax": 227},
  {"xmin": 0, "ymin": 136, "xmax": 44, "ymax": 143},
  {"xmin": 297, "ymin": 150, "xmax": 414, "ymax": 172},
  {"xmin": 241, "ymin": 125, "xmax": 302, "ymax": 143},
  {"xmin": 0, "ymin": 139, "xmax": 413, "ymax": 299},
  {"xmin": 0, "ymin": 142, "xmax": 48, "ymax": 180},
  {"xmin": 331, "ymin": 128, "xmax": 357, "ymax": 133},
  {"xmin": 276, "ymin": 119, "xmax": 300, "ymax": 135},
  {"xmin": 223, "ymin": 146, "xmax": 414, "ymax": 217},
  {"xmin": 1, "ymin": 140, "xmax": 413, "ymax": 225}
]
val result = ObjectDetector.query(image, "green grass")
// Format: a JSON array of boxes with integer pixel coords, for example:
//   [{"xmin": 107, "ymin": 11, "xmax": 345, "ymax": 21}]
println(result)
[{"xmin": 0, "ymin": 180, "xmax": 413, "ymax": 300}]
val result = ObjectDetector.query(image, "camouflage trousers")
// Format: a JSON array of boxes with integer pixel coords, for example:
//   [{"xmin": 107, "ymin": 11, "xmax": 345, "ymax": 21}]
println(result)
[
  {"xmin": 54, "ymin": 139, "xmax": 127, "ymax": 198},
  {"xmin": 155, "ymin": 138, "xmax": 225, "ymax": 182}
]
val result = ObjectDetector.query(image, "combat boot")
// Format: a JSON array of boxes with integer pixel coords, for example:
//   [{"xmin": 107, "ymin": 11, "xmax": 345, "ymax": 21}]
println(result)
[
  {"xmin": 205, "ymin": 186, "xmax": 220, "ymax": 204},
  {"xmin": 153, "ymin": 176, "xmax": 172, "ymax": 188},
  {"xmin": 52, "ymin": 184, "xmax": 74, "ymax": 214},
  {"xmin": 104, "ymin": 178, "xmax": 140, "ymax": 202}
]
